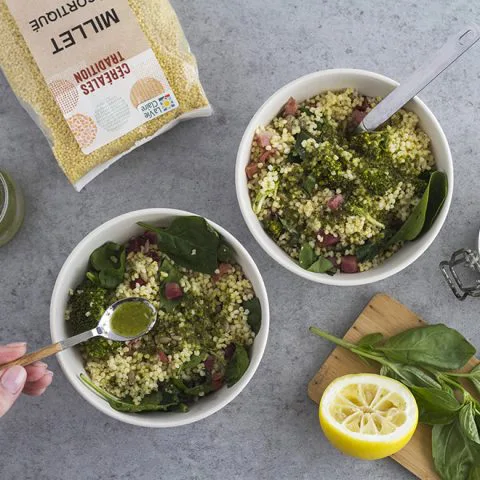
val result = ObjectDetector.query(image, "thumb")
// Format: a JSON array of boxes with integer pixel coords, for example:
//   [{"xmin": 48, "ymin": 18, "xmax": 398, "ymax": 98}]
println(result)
[{"xmin": 0, "ymin": 366, "xmax": 27, "ymax": 417}]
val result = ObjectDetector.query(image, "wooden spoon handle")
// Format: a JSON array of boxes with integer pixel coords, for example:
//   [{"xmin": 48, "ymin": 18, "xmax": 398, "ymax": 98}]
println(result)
[{"xmin": 0, "ymin": 343, "xmax": 62, "ymax": 370}]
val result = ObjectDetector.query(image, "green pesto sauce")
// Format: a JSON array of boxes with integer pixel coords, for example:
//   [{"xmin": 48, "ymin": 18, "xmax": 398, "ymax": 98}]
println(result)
[{"xmin": 111, "ymin": 302, "xmax": 154, "ymax": 338}]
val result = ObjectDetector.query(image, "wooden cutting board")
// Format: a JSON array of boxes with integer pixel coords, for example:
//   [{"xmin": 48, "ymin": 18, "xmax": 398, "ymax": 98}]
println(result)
[{"xmin": 308, "ymin": 293, "xmax": 478, "ymax": 480}]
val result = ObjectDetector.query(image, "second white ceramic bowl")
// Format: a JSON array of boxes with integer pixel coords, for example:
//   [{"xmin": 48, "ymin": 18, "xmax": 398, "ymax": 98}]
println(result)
[
  {"xmin": 236, "ymin": 68, "xmax": 453, "ymax": 286},
  {"xmin": 50, "ymin": 209, "xmax": 269, "ymax": 427}
]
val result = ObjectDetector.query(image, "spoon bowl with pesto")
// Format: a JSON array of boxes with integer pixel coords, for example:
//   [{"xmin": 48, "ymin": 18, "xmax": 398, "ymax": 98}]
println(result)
[{"xmin": 0, "ymin": 297, "xmax": 157, "ymax": 370}]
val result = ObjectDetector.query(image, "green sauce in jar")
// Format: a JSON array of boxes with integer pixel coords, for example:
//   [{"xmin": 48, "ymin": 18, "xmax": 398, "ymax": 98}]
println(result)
[{"xmin": 0, "ymin": 171, "xmax": 24, "ymax": 247}]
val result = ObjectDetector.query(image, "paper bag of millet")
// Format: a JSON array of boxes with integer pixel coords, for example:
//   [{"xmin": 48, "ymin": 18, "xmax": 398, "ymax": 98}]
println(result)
[{"xmin": 0, "ymin": 0, "xmax": 212, "ymax": 190}]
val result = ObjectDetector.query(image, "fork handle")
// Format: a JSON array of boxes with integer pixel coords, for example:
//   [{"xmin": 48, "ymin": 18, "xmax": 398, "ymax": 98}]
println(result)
[
  {"xmin": 0, "ymin": 343, "xmax": 62, "ymax": 370},
  {"xmin": 359, "ymin": 24, "xmax": 480, "ymax": 132}
]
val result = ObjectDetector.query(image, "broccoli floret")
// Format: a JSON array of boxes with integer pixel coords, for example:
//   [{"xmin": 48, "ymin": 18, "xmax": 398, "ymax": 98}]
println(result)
[
  {"xmin": 360, "ymin": 168, "xmax": 397, "ymax": 195},
  {"xmin": 66, "ymin": 281, "xmax": 121, "ymax": 359},
  {"xmin": 263, "ymin": 218, "xmax": 283, "ymax": 239},
  {"xmin": 67, "ymin": 281, "xmax": 112, "ymax": 335},
  {"xmin": 83, "ymin": 338, "xmax": 121, "ymax": 360}
]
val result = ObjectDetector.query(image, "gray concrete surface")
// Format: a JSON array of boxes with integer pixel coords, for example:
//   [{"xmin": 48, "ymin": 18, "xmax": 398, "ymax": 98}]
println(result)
[{"xmin": 1, "ymin": 1, "xmax": 480, "ymax": 478}]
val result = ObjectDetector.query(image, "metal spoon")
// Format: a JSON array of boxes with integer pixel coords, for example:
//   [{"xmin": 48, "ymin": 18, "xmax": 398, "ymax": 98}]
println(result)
[
  {"xmin": 356, "ymin": 24, "xmax": 480, "ymax": 134},
  {"xmin": 0, "ymin": 297, "xmax": 157, "ymax": 370}
]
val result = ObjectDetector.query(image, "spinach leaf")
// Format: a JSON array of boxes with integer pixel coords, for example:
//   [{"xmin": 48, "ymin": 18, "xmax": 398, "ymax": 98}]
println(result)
[
  {"xmin": 80, "ymin": 374, "xmax": 185, "ymax": 412},
  {"xmin": 433, "ymin": 421, "xmax": 480, "ymax": 480},
  {"xmin": 377, "ymin": 324, "xmax": 476, "ymax": 370},
  {"xmin": 412, "ymin": 387, "xmax": 460, "ymax": 425},
  {"xmin": 461, "ymin": 403, "xmax": 480, "ymax": 444},
  {"xmin": 217, "ymin": 241, "xmax": 235, "ymax": 263},
  {"xmin": 355, "ymin": 242, "xmax": 380, "ymax": 262},
  {"xmin": 158, "ymin": 259, "xmax": 183, "ymax": 312},
  {"xmin": 180, "ymin": 355, "xmax": 203, "ymax": 371},
  {"xmin": 303, "ymin": 176, "xmax": 316, "ymax": 195},
  {"xmin": 163, "ymin": 356, "xmax": 210, "ymax": 397},
  {"xmin": 299, "ymin": 244, "xmax": 316, "ymax": 269},
  {"xmin": 422, "ymin": 170, "xmax": 449, "ymax": 234},
  {"xmin": 388, "ymin": 171, "xmax": 448, "ymax": 246},
  {"xmin": 172, "ymin": 377, "xmax": 214, "ymax": 397},
  {"xmin": 293, "ymin": 131, "xmax": 311, "ymax": 161},
  {"xmin": 357, "ymin": 333, "xmax": 384, "ymax": 349},
  {"xmin": 243, "ymin": 298, "xmax": 261, "ymax": 334},
  {"xmin": 179, "ymin": 382, "xmax": 214, "ymax": 397},
  {"xmin": 139, "ymin": 217, "xmax": 219, "ymax": 274},
  {"xmin": 225, "ymin": 344, "xmax": 249, "ymax": 387},
  {"xmin": 86, "ymin": 242, "xmax": 126, "ymax": 289},
  {"xmin": 308, "ymin": 257, "xmax": 335, "ymax": 273}
]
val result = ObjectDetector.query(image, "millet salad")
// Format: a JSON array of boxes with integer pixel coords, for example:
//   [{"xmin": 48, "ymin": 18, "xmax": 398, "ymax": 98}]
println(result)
[
  {"xmin": 246, "ymin": 89, "xmax": 447, "ymax": 274},
  {"xmin": 66, "ymin": 216, "xmax": 261, "ymax": 413}
]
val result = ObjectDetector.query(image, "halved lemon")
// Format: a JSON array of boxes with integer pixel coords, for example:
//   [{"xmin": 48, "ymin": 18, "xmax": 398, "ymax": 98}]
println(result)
[{"xmin": 319, "ymin": 373, "xmax": 418, "ymax": 460}]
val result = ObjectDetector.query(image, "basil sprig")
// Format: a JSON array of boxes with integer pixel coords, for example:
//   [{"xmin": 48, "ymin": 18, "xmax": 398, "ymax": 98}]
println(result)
[{"xmin": 310, "ymin": 324, "xmax": 480, "ymax": 479}]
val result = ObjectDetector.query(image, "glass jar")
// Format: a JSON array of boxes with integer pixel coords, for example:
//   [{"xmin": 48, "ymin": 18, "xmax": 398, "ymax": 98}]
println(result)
[
  {"xmin": 440, "ymin": 249, "xmax": 480, "ymax": 300},
  {"xmin": 0, "ymin": 170, "xmax": 24, "ymax": 247}
]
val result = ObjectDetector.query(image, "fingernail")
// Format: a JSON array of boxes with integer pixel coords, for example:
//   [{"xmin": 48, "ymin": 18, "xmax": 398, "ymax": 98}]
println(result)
[
  {"xmin": 46, "ymin": 371, "xmax": 54, "ymax": 376},
  {"xmin": 5, "ymin": 342, "xmax": 27, "ymax": 348},
  {"xmin": 32, "ymin": 361, "xmax": 48, "ymax": 368},
  {"xmin": 1, "ymin": 366, "xmax": 27, "ymax": 394}
]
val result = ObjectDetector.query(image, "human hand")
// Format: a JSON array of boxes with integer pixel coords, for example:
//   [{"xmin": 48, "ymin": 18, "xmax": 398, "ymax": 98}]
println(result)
[{"xmin": 0, "ymin": 343, "xmax": 53, "ymax": 418}]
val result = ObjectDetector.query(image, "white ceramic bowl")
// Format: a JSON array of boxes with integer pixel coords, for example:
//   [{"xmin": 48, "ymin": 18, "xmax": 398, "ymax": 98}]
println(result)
[
  {"xmin": 236, "ymin": 68, "xmax": 453, "ymax": 286},
  {"xmin": 50, "ymin": 209, "xmax": 269, "ymax": 427}
]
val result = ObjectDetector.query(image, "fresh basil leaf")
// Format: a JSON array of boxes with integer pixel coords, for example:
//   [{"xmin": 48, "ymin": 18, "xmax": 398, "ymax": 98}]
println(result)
[
  {"xmin": 433, "ymin": 421, "xmax": 480, "ymax": 480},
  {"xmin": 308, "ymin": 257, "xmax": 335, "ymax": 273},
  {"xmin": 303, "ymin": 176, "xmax": 316, "ymax": 195},
  {"xmin": 299, "ymin": 244, "xmax": 315, "ymax": 269},
  {"xmin": 439, "ymin": 379, "xmax": 456, "ymax": 398},
  {"xmin": 411, "ymin": 386, "xmax": 460, "ymax": 425},
  {"xmin": 469, "ymin": 465, "xmax": 480, "ymax": 480},
  {"xmin": 357, "ymin": 333, "xmax": 384, "ymax": 349},
  {"xmin": 139, "ymin": 217, "xmax": 219, "ymax": 274},
  {"xmin": 461, "ymin": 403, "xmax": 480, "ymax": 444},
  {"xmin": 87, "ymin": 242, "xmax": 126, "ymax": 289},
  {"xmin": 243, "ymin": 298, "xmax": 261, "ymax": 334},
  {"xmin": 389, "ymin": 365, "xmax": 442, "ymax": 389},
  {"xmin": 467, "ymin": 365, "xmax": 480, "ymax": 397},
  {"xmin": 420, "ymin": 410, "xmax": 457, "ymax": 426},
  {"xmin": 378, "ymin": 324, "xmax": 476, "ymax": 370},
  {"xmin": 388, "ymin": 171, "xmax": 448, "ymax": 246},
  {"xmin": 225, "ymin": 345, "xmax": 249, "ymax": 387}
]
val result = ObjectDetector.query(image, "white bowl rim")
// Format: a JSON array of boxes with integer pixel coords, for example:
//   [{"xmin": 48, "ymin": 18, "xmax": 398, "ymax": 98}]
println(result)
[
  {"xmin": 50, "ymin": 208, "xmax": 270, "ymax": 428},
  {"xmin": 235, "ymin": 68, "xmax": 453, "ymax": 286}
]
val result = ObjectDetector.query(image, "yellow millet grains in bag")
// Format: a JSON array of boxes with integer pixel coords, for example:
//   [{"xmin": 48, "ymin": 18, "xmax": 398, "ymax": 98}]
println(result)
[{"xmin": 0, "ymin": 0, "xmax": 211, "ymax": 188}]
